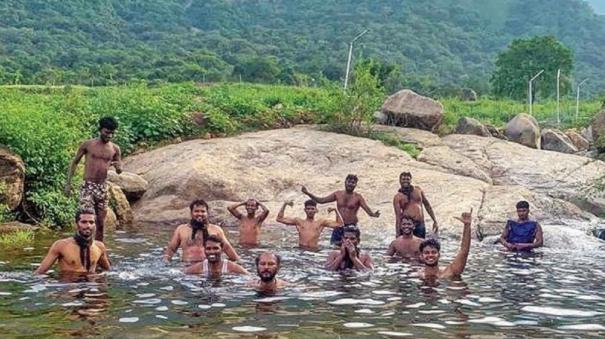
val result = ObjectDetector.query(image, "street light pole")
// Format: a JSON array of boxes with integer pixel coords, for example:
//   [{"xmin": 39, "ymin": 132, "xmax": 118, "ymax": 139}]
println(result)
[
  {"xmin": 556, "ymin": 69, "xmax": 560, "ymax": 127},
  {"xmin": 576, "ymin": 78, "xmax": 588, "ymax": 121},
  {"xmin": 528, "ymin": 69, "xmax": 544, "ymax": 116},
  {"xmin": 344, "ymin": 29, "xmax": 369, "ymax": 90}
]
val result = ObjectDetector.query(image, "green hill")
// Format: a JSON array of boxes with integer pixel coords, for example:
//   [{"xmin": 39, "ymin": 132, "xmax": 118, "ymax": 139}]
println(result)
[{"xmin": 1, "ymin": 0, "xmax": 604, "ymax": 95}]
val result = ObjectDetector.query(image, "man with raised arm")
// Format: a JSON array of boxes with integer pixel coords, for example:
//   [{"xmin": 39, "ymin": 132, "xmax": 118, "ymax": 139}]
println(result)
[
  {"xmin": 248, "ymin": 251, "xmax": 287, "ymax": 293},
  {"xmin": 276, "ymin": 200, "xmax": 343, "ymax": 250},
  {"xmin": 65, "ymin": 117, "xmax": 122, "ymax": 242},
  {"xmin": 420, "ymin": 208, "xmax": 473, "ymax": 279},
  {"xmin": 164, "ymin": 199, "xmax": 240, "ymax": 264},
  {"xmin": 393, "ymin": 171, "xmax": 438, "ymax": 239},
  {"xmin": 227, "ymin": 198, "xmax": 270, "ymax": 246},
  {"xmin": 35, "ymin": 209, "xmax": 111, "ymax": 275},
  {"xmin": 301, "ymin": 174, "xmax": 379, "ymax": 246},
  {"xmin": 325, "ymin": 225, "xmax": 373, "ymax": 272},
  {"xmin": 386, "ymin": 215, "xmax": 423, "ymax": 260},
  {"xmin": 184, "ymin": 235, "xmax": 249, "ymax": 277},
  {"xmin": 499, "ymin": 201, "xmax": 543, "ymax": 252}
]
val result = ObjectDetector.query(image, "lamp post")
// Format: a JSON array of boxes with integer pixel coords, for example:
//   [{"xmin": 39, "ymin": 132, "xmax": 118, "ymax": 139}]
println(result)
[
  {"xmin": 528, "ymin": 69, "xmax": 544, "ymax": 116},
  {"xmin": 343, "ymin": 29, "xmax": 369, "ymax": 90},
  {"xmin": 576, "ymin": 78, "xmax": 588, "ymax": 121},
  {"xmin": 556, "ymin": 69, "xmax": 560, "ymax": 127}
]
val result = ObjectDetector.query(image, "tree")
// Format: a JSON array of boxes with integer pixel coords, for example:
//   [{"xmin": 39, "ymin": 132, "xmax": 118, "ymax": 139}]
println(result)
[{"xmin": 490, "ymin": 36, "xmax": 573, "ymax": 100}]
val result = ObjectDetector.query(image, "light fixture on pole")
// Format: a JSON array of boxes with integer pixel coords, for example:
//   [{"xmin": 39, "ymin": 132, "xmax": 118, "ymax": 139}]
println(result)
[
  {"xmin": 556, "ymin": 69, "xmax": 560, "ymax": 127},
  {"xmin": 528, "ymin": 69, "xmax": 544, "ymax": 116},
  {"xmin": 575, "ymin": 78, "xmax": 588, "ymax": 121},
  {"xmin": 344, "ymin": 29, "xmax": 369, "ymax": 90}
]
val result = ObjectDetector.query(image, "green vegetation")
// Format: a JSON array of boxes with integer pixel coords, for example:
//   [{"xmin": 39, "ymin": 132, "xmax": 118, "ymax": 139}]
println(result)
[
  {"xmin": 371, "ymin": 132, "xmax": 421, "ymax": 158},
  {"xmin": 1, "ymin": 0, "xmax": 605, "ymax": 95},
  {"xmin": 491, "ymin": 36, "xmax": 573, "ymax": 100},
  {"xmin": 0, "ymin": 229, "xmax": 34, "ymax": 249},
  {"xmin": 0, "ymin": 183, "xmax": 12, "ymax": 223}
]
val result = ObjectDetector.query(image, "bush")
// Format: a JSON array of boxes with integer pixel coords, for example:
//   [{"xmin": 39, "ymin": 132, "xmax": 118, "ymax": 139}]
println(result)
[{"xmin": 0, "ymin": 229, "xmax": 34, "ymax": 249}]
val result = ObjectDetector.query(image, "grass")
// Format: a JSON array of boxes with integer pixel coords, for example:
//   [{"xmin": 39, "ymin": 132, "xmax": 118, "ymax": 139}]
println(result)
[
  {"xmin": 0, "ymin": 229, "xmax": 34, "ymax": 249},
  {"xmin": 371, "ymin": 131, "xmax": 421, "ymax": 158}
]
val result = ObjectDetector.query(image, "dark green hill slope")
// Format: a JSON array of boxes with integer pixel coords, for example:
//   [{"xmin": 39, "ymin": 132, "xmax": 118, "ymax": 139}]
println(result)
[{"xmin": 1, "ymin": 0, "xmax": 604, "ymax": 95}]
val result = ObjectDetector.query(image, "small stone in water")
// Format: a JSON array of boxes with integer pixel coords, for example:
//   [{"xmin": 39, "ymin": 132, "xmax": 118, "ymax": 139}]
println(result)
[
  {"xmin": 232, "ymin": 326, "xmax": 266, "ymax": 332},
  {"xmin": 155, "ymin": 306, "xmax": 168, "ymax": 311},
  {"xmin": 119, "ymin": 317, "xmax": 139, "ymax": 323}
]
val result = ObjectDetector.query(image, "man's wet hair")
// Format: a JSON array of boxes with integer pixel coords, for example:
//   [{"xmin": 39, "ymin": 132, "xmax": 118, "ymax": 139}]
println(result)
[
  {"xmin": 400, "ymin": 171, "xmax": 412, "ymax": 178},
  {"xmin": 343, "ymin": 224, "xmax": 361, "ymax": 240},
  {"xmin": 75, "ymin": 208, "xmax": 96, "ymax": 223},
  {"xmin": 255, "ymin": 252, "xmax": 281, "ymax": 267},
  {"xmin": 516, "ymin": 200, "xmax": 530, "ymax": 209},
  {"xmin": 345, "ymin": 174, "xmax": 358, "ymax": 182},
  {"xmin": 190, "ymin": 199, "xmax": 209, "ymax": 211},
  {"xmin": 400, "ymin": 215, "xmax": 414, "ymax": 224},
  {"xmin": 420, "ymin": 238, "xmax": 441, "ymax": 253},
  {"xmin": 205, "ymin": 234, "xmax": 223, "ymax": 247},
  {"xmin": 99, "ymin": 116, "xmax": 118, "ymax": 131},
  {"xmin": 304, "ymin": 199, "xmax": 317, "ymax": 208}
]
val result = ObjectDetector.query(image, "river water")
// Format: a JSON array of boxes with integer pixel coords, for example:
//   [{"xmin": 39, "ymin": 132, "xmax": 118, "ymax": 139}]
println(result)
[{"xmin": 1, "ymin": 223, "xmax": 604, "ymax": 338}]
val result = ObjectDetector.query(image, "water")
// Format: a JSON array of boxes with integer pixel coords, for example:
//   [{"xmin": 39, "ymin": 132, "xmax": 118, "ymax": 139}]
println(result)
[{"xmin": 1, "ymin": 224, "xmax": 604, "ymax": 338}]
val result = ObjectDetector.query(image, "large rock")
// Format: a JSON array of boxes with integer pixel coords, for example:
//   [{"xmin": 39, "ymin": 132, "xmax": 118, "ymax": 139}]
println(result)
[
  {"xmin": 505, "ymin": 113, "xmax": 541, "ymax": 149},
  {"xmin": 455, "ymin": 117, "xmax": 491, "ymax": 137},
  {"xmin": 581, "ymin": 126, "xmax": 594, "ymax": 143},
  {"xmin": 460, "ymin": 88, "xmax": 477, "ymax": 102},
  {"xmin": 0, "ymin": 221, "xmax": 38, "ymax": 234},
  {"xmin": 107, "ymin": 182, "xmax": 133, "ymax": 227},
  {"xmin": 107, "ymin": 171, "xmax": 148, "ymax": 202},
  {"xmin": 379, "ymin": 89, "xmax": 444, "ymax": 132},
  {"xmin": 0, "ymin": 146, "xmax": 25, "ymax": 210},
  {"xmin": 125, "ymin": 127, "xmax": 484, "ymax": 236},
  {"xmin": 123, "ymin": 126, "xmax": 605, "ymax": 247},
  {"xmin": 591, "ymin": 109, "xmax": 605, "ymax": 144},
  {"xmin": 565, "ymin": 130, "xmax": 590, "ymax": 151},
  {"xmin": 541, "ymin": 129, "xmax": 578, "ymax": 154}
]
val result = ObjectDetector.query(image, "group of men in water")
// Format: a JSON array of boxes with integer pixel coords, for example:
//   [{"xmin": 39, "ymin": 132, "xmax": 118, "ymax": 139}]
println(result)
[{"xmin": 34, "ymin": 117, "xmax": 544, "ymax": 291}]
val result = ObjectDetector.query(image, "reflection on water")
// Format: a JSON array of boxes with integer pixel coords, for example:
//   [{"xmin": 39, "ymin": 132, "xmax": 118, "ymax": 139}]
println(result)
[{"xmin": 1, "ymin": 224, "xmax": 604, "ymax": 338}]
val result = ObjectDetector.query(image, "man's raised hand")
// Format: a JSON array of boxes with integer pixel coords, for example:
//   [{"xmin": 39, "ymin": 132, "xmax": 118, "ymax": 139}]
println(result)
[{"xmin": 454, "ymin": 208, "xmax": 473, "ymax": 225}]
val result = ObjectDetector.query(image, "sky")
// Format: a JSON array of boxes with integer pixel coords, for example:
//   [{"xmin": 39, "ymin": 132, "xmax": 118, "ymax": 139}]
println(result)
[{"xmin": 586, "ymin": 0, "xmax": 605, "ymax": 14}]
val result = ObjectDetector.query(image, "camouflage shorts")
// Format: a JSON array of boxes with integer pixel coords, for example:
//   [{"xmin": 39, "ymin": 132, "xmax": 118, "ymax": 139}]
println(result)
[{"xmin": 79, "ymin": 181, "xmax": 108, "ymax": 211}]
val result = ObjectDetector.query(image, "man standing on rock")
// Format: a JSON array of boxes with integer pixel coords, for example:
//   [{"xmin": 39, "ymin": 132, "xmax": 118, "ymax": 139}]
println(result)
[
  {"xmin": 164, "ymin": 199, "xmax": 240, "ymax": 264},
  {"xmin": 301, "ymin": 174, "xmax": 380, "ymax": 246},
  {"xmin": 498, "ymin": 201, "xmax": 543, "ymax": 252},
  {"xmin": 420, "ymin": 208, "xmax": 472, "ymax": 280},
  {"xmin": 276, "ymin": 200, "xmax": 343, "ymax": 250},
  {"xmin": 393, "ymin": 171, "xmax": 438, "ymax": 238},
  {"xmin": 184, "ymin": 235, "xmax": 249, "ymax": 277},
  {"xmin": 386, "ymin": 215, "xmax": 423, "ymax": 260},
  {"xmin": 65, "ymin": 117, "xmax": 122, "ymax": 242},
  {"xmin": 227, "ymin": 198, "xmax": 270, "ymax": 246},
  {"xmin": 35, "ymin": 209, "xmax": 111, "ymax": 275}
]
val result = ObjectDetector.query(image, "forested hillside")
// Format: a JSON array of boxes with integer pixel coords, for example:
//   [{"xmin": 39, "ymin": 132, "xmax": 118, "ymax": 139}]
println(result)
[{"xmin": 1, "ymin": 0, "xmax": 604, "ymax": 95}]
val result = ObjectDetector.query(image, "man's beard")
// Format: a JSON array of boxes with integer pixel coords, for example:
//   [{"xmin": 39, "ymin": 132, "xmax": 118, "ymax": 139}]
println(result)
[
  {"xmin": 399, "ymin": 184, "xmax": 414, "ymax": 200},
  {"xmin": 424, "ymin": 259, "xmax": 439, "ymax": 267},
  {"xmin": 191, "ymin": 219, "xmax": 208, "ymax": 242},
  {"xmin": 258, "ymin": 270, "xmax": 277, "ymax": 282},
  {"xmin": 73, "ymin": 231, "xmax": 93, "ymax": 272}
]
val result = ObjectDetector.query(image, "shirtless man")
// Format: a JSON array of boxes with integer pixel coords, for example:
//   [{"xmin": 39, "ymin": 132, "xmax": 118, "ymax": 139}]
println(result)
[
  {"xmin": 227, "ymin": 198, "xmax": 270, "ymax": 246},
  {"xmin": 499, "ymin": 201, "xmax": 543, "ymax": 252},
  {"xmin": 325, "ymin": 225, "xmax": 373, "ymax": 271},
  {"xmin": 393, "ymin": 171, "xmax": 438, "ymax": 239},
  {"xmin": 386, "ymin": 215, "xmax": 423, "ymax": 260},
  {"xmin": 276, "ymin": 200, "xmax": 343, "ymax": 250},
  {"xmin": 420, "ymin": 208, "xmax": 472, "ymax": 280},
  {"xmin": 35, "ymin": 209, "xmax": 111, "ymax": 274},
  {"xmin": 302, "ymin": 174, "xmax": 379, "ymax": 246},
  {"xmin": 164, "ymin": 199, "xmax": 240, "ymax": 264},
  {"xmin": 184, "ymin": 235, "xmax": 249, "ymax": 277},
  {"xmin": 65, "ymin": 117, "xmax": 122, "ymax": 242},
  {"xmin": 248, "ymin": 251, "xmax": 287, "ymax": 293}
]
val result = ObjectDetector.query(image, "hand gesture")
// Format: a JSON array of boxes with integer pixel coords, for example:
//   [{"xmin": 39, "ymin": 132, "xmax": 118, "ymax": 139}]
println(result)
[
  {"xmin": 432, "ymin": 221, "xmax": 439, "ymax": 233},
  {"xmin": 301, "ymin": 186, "xmax": 309, "ymax": 195},
  {"xmin": 454, "ymin": 208, "xmax": 473, "ymax": 225},
  {"xmin": 345, "ymin": 242, "xmax": 358, "ymax": 259}
]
